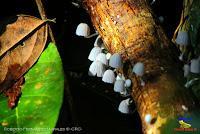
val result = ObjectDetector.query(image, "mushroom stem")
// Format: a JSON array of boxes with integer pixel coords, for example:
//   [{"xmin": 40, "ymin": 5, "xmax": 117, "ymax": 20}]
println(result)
[{"xmin": 85, "ymin": 32, "xmax": 99, "ymax": 38}]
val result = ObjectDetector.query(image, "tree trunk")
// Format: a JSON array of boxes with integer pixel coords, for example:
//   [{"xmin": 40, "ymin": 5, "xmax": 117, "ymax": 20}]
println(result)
[{"xmin": 83, "ymin": 0, "xmax": 200, "ymax": 133}]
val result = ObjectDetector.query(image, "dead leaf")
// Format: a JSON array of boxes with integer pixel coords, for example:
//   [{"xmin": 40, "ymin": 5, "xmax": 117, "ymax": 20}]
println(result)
[
  {"xmin": 3, "ymin": 76, "xmax": 24, "ymax": 108},
  {"xmin": 0, "ymin": 15, "xmax": 48, "ymax": 108},
  {"xmin": 0, "ymin": 15, "xmax": 46, "ymax": 56}
]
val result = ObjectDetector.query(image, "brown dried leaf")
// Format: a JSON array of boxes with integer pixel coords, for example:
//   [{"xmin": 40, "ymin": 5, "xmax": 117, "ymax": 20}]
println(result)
[
  {"xmin": 3, "ymin": 76, "xmax": 24, "ymax": 108},
  {"xmin": 0, "ymin": 56, "xmax": 9, "ymax": 83},
  {"xmin": 0, "ymin": 15, "xmax": 48, "ymax": 106},
  {"xmin": 0, "ymin": 15, "xmax": 46, "ymax": 56},
  {"xmin": 17, "ymin": 23, "xmax": 48, "ymax": 78}
]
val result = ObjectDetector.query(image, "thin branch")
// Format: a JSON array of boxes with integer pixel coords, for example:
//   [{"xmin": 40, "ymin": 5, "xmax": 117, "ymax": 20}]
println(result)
[{"xmin": 35, "ymin": 0, "xmax": 56, "ymax": 44}]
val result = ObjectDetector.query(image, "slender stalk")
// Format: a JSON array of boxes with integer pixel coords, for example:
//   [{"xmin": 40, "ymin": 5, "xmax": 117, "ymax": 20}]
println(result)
[
  {"xmin": 35, "ymin": 0, "xmax": 77, "ymax": 124},
  {"xmin": 35, "ymin": 0, "xmax": 56, "ymax": 44}
]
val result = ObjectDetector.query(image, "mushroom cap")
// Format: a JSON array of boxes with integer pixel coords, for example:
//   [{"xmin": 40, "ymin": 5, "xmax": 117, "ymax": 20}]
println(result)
[
  {"xmin": 114, "ymin": 80, "xmax": 125, "ymax": 92},
  {"xmin": 190, "ymin": 58, "xmax": 200, "ymax": 74},
  {"xmin": 102, "ymin": 69, "xmax": 115, "ymax": 84},
  {"xmin": 106, "ymin": 53, "xmax": 112, "ymax": 60},
  {"xmin": 183, "ymin": 64, "xmax": 190, "ymax": 77},
  {"xmin": 175, "ymin": 31, "xmax": 189, "ymax": 46},
  {"xmin": 116, "ymin": 73, "xmax": 125, "ymax": 81},
  {"xmin": 75, "ymin": 23, "xmax": 90, "ymax": 37},
  {"xmin": 94, "ymin": 35, "xmax": 104, "ymax": 49},
  {"xmin": 88, "ymin": 47, "xmax": 102, "ymax": 61},
  {"xmin": 96, "ymin": 53, "xmax": 108, "ymax": 65},
  {"xmin": 140, "ymin": 79, "xmax": 145, "ymax": 86},
  {"xmin": 118, "ymin": 98, "xmax": 130, "ymax": 114},
  {"xmin": 89, "ymin": 61, "xmax": 106, "ymax": 77},
  {"xmin": 158, "ymin": 16, "xmax": 164, "ymax": 23},
  {"xmin": 125, "ymin": 79, "xmax": 132, "ymax": 88},
  {"xmin": 145, "ymin": 114, "xmax": 152, "ymax": 124},
  {"xmin": 181, "ymin": 105, "xmax": 188, "ymax": 111},
  {"xmin": 109, "ymin": 53, "xmax": 123, "ymax": 68},
  {"xmin": 132, "ymin": 62, "xmax": 145, "ymax": 76}
]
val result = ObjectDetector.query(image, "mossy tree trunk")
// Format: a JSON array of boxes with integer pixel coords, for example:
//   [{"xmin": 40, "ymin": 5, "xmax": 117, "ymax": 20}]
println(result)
[{"xmin": 83, "ymin": 0, "xmax": 200, "ymax": 133}]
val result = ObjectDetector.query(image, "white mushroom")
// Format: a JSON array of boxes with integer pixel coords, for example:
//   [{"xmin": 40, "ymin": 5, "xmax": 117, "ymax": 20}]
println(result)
[
  {"xmin": 132, "ymin": 62, "xmax": 145, "ymax": 76},
  {"xmin": 102, "ymin": 69, "xmax": 115, "ymax": 84},
  {"xmin": 106, "ymin": 53, "xmax": 112, "ymax": 60},
  {"xmin": 145, "ymin": 114, "xmax": 152, "ymax": 124},
  {"xmin": 114, "ymin": 80, "xmax": 125, "ymax": 92},
  {"xmin": 190, "ymin": 58, "xmax": 200, "ymax": 74},
  {"xmin": 181, "ymin": 105, "xmax": 188, "ymax": 111},
  {"xmin": 158, "ymin": 16, "xmax": 164, "ymax": 23},
  {"xmin": 175, "ymin": 31, "xmax": 189, "ymax": 46},
  {"xmin": 89, "ymin": 61, "xmax": 105, "ymax": 77},
  {"xmin": 109, "ymin": 53, "xmax": 123, "ymax": 68},
  {"xmin": 125, "ymin": 79, "xmax": 132, "ymax": 88},
  {"xmin": 116, "ymin": 73, "xmax": 125, "ymax": 81},
  {"xmin": 150, "ymin": 0, "xmax": 156, "ymax": 5},
  {"xmin": 88, "ymin": 47, "xmax": 102, "ymax": 61},
  {"xmin": 140, "ymin": 79, "xmax": 145, "ymax": 86},
  {"xmin": 94, "ymin": 35, "xmax": 104, "ymax": 49},
  {"xmin": 76, "ymin": 23, "xmax": 90, "ymax": 37},
  {"xmin": 118, "ymin": 98, "xmax": 131, "ymax": 114},
  {"xmin": 183, "ymin": 64, "xmax": 190, "ymax": 77},
  {"xmin": 96, "ymin": 53, "xmax": 108, "ymax": 65}
]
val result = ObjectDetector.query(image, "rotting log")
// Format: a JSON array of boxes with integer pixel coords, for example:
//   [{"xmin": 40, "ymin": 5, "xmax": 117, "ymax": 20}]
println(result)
[{"xmin": 83, "ymin": 0, "xmax": 200, "ymax": 133}]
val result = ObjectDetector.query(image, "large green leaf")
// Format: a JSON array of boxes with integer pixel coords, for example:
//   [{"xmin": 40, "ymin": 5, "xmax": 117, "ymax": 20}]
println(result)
[{"xmin": 0, "ymin": 42, "xmax": 64, "ymax": 134}]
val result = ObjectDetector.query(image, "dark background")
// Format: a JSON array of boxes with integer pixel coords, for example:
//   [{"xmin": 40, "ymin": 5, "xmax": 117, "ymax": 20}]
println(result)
[{"xmin": 0, "ymin": 0, "xmax": 182, "ymax": 134}]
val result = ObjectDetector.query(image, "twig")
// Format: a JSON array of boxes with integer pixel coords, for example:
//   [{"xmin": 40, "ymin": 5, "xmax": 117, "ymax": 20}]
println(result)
[
  {"xmin": 35, "ymin": 0, "xmax": 56, "ymax": 44},
  {"xmin": 35, "ymin": 0, "xmax": 77, "ymax": 124}
]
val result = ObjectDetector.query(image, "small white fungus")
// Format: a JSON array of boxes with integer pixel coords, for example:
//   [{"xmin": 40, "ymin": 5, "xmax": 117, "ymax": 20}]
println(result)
[
  {"xmin": 106, "ymin": 53, "xmax": 112, "ymax": 60},
  {"xmin": 118, "ymin": 98, "xmax": 130, "ymax": 114},
  {"xmin": 116, "ymin": 73, "xmax": 125, "ymax": 81},
  {"xmin": 145, "ymin": 114, "xmax": 152, "ymax": 124},
  {"xmin": 125, "ymin": 79, "xmax": 132, "ymax": 88},
  {"xmin": 96, "ymin": 53, "xmax": 108, "ymax": 65},
  {"xmin": 190, "ymin": 58, "xmax": 200, "ymax": 74},
  {"xmin": 175, "ymin": 31, "xmax": 189, "ymax": 46},
  {"xmin": 114, "ymin": 80, "xmax": 125, "ymax": 92},
  {"xmin": 102, "ymin": 69, "xmax": 115, "ymax": 84},
  {"xmin": 89, "ymin": 61, "xmax": 105, "ymax": 77},
  {"xmin": 181, "ymin": 105, "xmax": 188, "ymax": 111},
  {"xmin": 88, "ymin": 47, "xmax": 102, "ymax": 61},
  {"xmin": 183, "ymin": 64, "xmax": 190, "ymax": 77},
  {"xmin": 109, "ymin": 53, "xmax": 123, "ymax": 68},
  {"xmin": 75, "ymin": 23, "xmax": 90, "ymax": 37},
  {"xmin": 132, "ymin": 62, "xmax": 145, "ymax": 76}
]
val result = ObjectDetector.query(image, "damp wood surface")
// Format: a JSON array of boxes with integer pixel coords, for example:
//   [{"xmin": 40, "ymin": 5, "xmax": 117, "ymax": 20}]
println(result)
[{"xmin": 83, "ymin": 0, "xmax": 200, "ymax": 133}]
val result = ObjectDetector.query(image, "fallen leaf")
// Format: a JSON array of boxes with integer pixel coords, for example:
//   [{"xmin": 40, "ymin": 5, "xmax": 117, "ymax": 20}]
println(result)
[
  {"xmin": 0, "ymin": 15, "xmax": 46, "ymax": 56},
  {"xmin": 0, "ymin": 15, "xmax": 48, "ymax": 107},
  {"xmin": 0, "ymin": 43, "xmax": 64, "ymax": 133}
]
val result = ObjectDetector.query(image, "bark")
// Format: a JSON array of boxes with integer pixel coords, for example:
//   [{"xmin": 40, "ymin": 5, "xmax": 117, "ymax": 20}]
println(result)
[{"xmin": 83, "ymin": 0, "xmax": 200, "ymax": 133}]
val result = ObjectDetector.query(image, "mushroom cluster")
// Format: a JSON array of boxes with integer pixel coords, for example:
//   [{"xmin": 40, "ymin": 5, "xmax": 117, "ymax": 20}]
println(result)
[
  {"xmin": 76, "ymin": 24, "xmax": 137, "ymax": 114},
  {"xmin": 89, "ymin": 37, "xmax": 133, "ymax": 113}
]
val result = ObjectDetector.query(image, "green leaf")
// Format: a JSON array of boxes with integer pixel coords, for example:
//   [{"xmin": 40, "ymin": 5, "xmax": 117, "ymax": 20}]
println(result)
[{"xmin": 0, "ymin": 42, "xmax": 64, "ymax": 134}]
